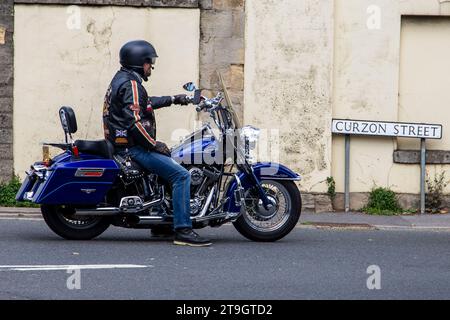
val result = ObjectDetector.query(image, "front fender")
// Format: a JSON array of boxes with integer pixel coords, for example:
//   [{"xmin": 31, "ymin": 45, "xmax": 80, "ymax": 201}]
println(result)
[{"xmin": 224, "ymin": 162, "xmax": 301, "ymax": 213}]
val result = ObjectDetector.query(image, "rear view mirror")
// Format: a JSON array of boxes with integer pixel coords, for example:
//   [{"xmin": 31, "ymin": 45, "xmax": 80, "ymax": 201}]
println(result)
[
  {"xmin": 183, "ymin": 82, "xmax": 197, "ymax": 92},
  {"xmin": 59, "ymin": 106, "xmax": 77, "ymax": 135}
]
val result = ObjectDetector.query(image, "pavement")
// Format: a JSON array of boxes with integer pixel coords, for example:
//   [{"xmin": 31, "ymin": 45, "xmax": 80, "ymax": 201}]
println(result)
[
  {"xmin": 301, "ymin": 211, "xmax": 450, "ymax": 231},
  {"xmin": 0, "ymin": 218, "xmax": 450, "ymax": 299},
  {"xmin": 2, "ymin": 206, "xmax": 450, "ymax": 231}
]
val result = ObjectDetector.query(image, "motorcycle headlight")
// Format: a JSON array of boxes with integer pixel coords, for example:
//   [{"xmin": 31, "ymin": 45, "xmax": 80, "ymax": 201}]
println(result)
[{"xmin": 240, "ymin": 126, "xmax": 260, "ymax": 163}]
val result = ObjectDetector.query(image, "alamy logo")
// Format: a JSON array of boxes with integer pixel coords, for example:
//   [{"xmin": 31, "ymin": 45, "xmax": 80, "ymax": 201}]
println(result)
[
  {"xmin": 66, "ymin": 6, "xmax": 81, "ymax": 30},
  {"xmin": 67, "ymin": 267, "xmax": 81, "ymax": 290},
  {"xmin": 367, "ymin": 5, "xmax": 381, "ymax": 30},
  {"xmin": 366, "ymin": 265, "xmax": 381, "ymax": 290}
]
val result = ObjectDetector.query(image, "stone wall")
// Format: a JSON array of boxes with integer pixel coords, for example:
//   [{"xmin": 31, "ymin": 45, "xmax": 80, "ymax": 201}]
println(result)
[
  {"xmin": 0, "ymin": 0, "xmax": 245, "ymax": 183},
  {"xmin": 0, "ymin": 0, "xmax": 14, "ymax": 183},
  {"xmin": 245, "ymin": 0, "xmax": 334, "ymax": 193},
  {"xmin": 14, "ymin": 0, "xmax": 198, "ymax": 7},
  {"xmin": 199, "ymin": 0, "xmax": 245, "ymax": 120},
  {"xmin": 14, "ymin": 4, "xmax": 200, "ymax": 176},
  {"xmin": 11, "ymin": 0, "xmax": 246, "ymax": 120},
  {"xmin": 332, "ymin": 192, "xmax": 450, "ymax": 212}
]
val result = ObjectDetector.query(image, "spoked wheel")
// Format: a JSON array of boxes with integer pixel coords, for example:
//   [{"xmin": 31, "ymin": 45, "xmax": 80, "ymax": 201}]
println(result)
[
  {"xmin": 41, "ymin": 204, "xmax": 111, "ymax": 240},
  {"xmin": 233, "ymin": 180, "xmax": 301, "ymax": 242}
]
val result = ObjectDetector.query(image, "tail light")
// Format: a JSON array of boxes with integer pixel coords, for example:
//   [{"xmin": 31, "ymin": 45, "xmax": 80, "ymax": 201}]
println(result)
[
  {"xmin": 75, "ymin": 168, "xmax": 105, "ymax": 178},
  {"xmin": 42, "ymin": 146, "xmax": 52, "ymax": 167},
  {"xmin": 72, "ymin": 145, "xmax": 80, "ymax": 157}
]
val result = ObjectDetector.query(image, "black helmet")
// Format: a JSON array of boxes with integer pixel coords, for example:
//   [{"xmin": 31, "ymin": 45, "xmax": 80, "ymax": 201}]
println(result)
[{"xmin": 119, "ymin": 40, "xmax": 158, "ymax": 80}]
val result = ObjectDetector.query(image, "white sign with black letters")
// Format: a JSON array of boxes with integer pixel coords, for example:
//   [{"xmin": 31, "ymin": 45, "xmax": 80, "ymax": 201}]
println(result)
[{"xmin": 332, "ymin": 119, "xmax": 442, "ymax": 139}]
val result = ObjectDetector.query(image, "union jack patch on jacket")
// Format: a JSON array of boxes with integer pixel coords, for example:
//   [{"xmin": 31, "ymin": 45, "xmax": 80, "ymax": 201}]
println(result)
[{"xmin": 115, "ymin": 129, "xmax": 127, "ymax": 137}]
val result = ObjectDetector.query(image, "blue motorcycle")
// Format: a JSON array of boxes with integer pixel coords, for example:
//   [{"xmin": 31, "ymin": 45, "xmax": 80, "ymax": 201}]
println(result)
[{"xmin": 16, "ymin": 76, "xmax": 302, "ymax": 242}]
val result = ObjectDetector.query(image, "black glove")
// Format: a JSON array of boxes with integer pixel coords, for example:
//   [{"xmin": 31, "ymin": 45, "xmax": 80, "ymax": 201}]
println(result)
[
  {"xmin": 154, "ymin": 141, "xmax": 171, "ymax": 157},
  {"xmin": 173, "ymin": 94, "xmax": 189, "ymax": 106}
]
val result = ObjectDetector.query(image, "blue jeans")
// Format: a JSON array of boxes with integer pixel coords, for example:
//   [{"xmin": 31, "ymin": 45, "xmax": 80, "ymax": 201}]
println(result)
[{"xmin": 128, "ymin": 146, "xmax": 192, "ymax": 230}]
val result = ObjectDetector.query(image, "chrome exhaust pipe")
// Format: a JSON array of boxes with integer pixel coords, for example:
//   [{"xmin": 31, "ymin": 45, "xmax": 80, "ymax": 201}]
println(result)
[
  {"xmin": 75, "ymin": 196, "xmax": 165, "ymax": 216},
  {"xmin": 129, "ymin": 215, "xmax": 165, "ymax": 225},
  {"xmin": 75, "ymin": 207, "xmax": 121, "ymax": 216},
  {"xmin": 196, "ymin": 186, "xmax": 216, "ymax": 218}
]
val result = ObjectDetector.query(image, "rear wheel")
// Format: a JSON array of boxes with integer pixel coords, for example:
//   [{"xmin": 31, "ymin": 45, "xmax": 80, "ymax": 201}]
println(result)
[
  {"xmin": 233, "ymin": 180, "xmax": 301, "ymax": 242},
  {"xmin": 41, "ymin": 204, "xmax": 111, "ymax": 240}
]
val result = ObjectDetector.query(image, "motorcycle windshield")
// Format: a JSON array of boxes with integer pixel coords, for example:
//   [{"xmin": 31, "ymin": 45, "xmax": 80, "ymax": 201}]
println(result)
[{"xmin": 217, "ymin": 70, "xmax": 241, "ymax": 129}]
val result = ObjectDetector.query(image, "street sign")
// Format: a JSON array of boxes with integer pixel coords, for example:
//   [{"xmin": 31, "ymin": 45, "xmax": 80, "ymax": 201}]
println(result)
[
  {"xmin": 331, "ymin": 118, "xmax": 443, "ymax": 214},
  {"xmin": 332, "ymin": 119, "xmax": 442, "ymax": 139}
]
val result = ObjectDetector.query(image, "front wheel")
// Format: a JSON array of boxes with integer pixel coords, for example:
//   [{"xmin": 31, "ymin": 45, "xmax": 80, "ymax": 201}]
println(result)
[
  {"xmin": 233, "ymin": 180, "xmax": 301, "ymax": 242},
  {"xmin": 41, "ymin": 205, "xmax": 111, "ymax": 240}
]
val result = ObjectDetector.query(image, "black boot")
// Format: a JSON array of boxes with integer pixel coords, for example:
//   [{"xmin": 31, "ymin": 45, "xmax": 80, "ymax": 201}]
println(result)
[{"xmin": 174, "ymin": 228, "xmax": 212, "ymax": 247}]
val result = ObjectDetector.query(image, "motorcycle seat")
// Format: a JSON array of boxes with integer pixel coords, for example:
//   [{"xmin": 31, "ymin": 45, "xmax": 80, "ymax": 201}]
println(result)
[{"xmin": 74, "ymin": 139, "xmax": 115, "ymax": 159}]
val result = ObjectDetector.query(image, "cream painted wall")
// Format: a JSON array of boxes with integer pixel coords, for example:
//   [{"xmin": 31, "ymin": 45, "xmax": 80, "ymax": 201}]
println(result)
[
  {"xmin": 244, "ymin": 0, "xmax": 334, "ymax": 193},
  {"xmin": 398, "ymin": 16, "xmax": 450, "ymax": 151},
  {"xmin": 14, "ymin": 1, "xmax": 450, "ymax": 197},
  {"xmin": 332, "ymin": 0, "xmax": 450, "ymax": 195},
  {"xmin": 14, "ymin": 5, "xmax": 199, "ymax": 177}
]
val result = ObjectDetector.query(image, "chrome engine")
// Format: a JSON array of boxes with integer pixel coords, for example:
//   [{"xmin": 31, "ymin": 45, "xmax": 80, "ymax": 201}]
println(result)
[
  {"xmin": 190, "ymin": 197, "xmax": 203, "ymax": 216},
  {"xmin": 189, "ymin": 167, "xmax": 204, "ymax": 186}
]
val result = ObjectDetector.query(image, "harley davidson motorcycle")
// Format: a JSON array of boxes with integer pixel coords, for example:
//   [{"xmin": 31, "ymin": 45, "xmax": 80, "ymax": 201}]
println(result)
[{"xmin": 16, "ymin": 74, "xmax": 302, "ymax": 242}]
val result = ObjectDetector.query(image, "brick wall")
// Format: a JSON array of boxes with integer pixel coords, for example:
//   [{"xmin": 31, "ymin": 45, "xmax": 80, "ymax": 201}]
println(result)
[{"xmin": 0, "ymin": 0, "xmax": 14, "ymax": 183}]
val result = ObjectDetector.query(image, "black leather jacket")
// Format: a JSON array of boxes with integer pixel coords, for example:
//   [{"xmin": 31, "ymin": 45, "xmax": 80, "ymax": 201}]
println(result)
[{"xmin": 102, "ymin": 67, "xmax": 173, "ymax": 150}]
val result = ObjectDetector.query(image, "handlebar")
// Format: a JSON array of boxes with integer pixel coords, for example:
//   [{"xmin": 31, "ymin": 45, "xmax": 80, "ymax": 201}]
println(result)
[
  {"xmin": 195, "ymin": 104, "xmax": 206, "ymax": 112},
  {"xmin": 186, "ymin": 92, "xmax": 223, "ymax": 113},
  {"xmin": 185, "ymin": 91, "xmax": 228, "ymax": 131},
  {"xmin": 185, "ymin": 96, "xmax": 206, "ymax": 111},
  {"xmin": 185, "ymin": 96, "xmax": 195, "ymax": 104}
]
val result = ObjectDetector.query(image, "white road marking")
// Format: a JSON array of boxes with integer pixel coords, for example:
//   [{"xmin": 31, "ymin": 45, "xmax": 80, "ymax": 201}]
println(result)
[
  {"xmin": 0, "ymin": 264, "xmax": 152, "ymax": 271},
  {"xmin": 0, "ymin": 216, "xmax": 43, "ymax": 221}
]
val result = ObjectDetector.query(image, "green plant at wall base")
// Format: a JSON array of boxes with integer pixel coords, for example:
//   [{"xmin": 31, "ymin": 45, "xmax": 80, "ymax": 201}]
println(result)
[
  {"xmin": 326, "ymin": 176, "xmax": 336, "ymax": 200},
  {"xmin": 0, "ymin": 175, "xmax": 38, "ymax": 208},
  {"xmin": 362, "ymin": 187, "xmax": 403, "ymax": 216},
  {"xmin": 426, "ymin": 171, "xmax": 449, "ymax": 213}
]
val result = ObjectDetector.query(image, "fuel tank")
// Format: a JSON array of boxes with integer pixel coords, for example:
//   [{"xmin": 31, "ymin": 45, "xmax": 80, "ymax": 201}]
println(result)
[{"xmin": 171, "ymin": 125, "xmax": 218, "ymax": 165}]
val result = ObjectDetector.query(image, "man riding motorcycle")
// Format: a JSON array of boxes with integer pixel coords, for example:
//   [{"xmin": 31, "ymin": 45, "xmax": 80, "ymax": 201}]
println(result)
[{"xmin": 102, "ymin": 40, "xmax": 211, "ymax": 247}]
